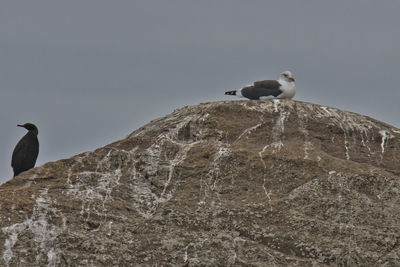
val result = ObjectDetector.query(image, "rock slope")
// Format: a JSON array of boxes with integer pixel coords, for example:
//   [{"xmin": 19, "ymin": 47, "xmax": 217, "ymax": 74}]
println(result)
[{"xmin": 1, "ymin": 100, "xmax": 400, "ymax": 266}]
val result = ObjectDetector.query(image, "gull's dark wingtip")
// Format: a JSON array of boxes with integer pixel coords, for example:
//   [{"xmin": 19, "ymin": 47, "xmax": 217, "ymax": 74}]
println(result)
[{"xmin": 225, "ymin": 90, "xmax": 237, "ymax": 96}]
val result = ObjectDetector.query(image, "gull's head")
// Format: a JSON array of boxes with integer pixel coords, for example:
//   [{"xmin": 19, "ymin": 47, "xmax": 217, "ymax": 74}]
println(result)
[{"xmin": 280, "ymin": 71, "xmax": 295, "ymax": 82}]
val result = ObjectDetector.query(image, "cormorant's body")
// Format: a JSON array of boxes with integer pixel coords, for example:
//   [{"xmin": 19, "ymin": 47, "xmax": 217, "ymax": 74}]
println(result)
[{"xmin": 11, "ymin": 123, "xmax": 39, "ymax": 177}]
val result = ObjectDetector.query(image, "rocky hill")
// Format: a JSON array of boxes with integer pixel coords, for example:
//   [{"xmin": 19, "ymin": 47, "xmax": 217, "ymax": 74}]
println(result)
[{"xmin": 1, "ymin": 100, "xmax": 400, "ymax": 266}]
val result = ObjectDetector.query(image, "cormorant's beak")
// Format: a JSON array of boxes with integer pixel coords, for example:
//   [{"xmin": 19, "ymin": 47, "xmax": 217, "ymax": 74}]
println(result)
[
  {"xmin": 289, "ymin": 77, "xmax": 295, "ymax": 82},
  {"xmin": 17, "ymin": 124, "xmax": 24, "ymax": 127}
]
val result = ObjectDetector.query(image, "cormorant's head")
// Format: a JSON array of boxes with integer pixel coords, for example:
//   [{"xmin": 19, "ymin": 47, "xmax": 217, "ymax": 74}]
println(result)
[
  {"xmin": 18, "ymin": 123, "xmax": 38, "ymax": 135},
  {"xmin": 280, "ymin": 71, "xmax": 295, "ymax": 82}
]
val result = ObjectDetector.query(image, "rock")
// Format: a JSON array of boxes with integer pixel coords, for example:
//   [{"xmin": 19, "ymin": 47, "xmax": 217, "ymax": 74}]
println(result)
[{"xmin": 1, "ymin": 100, "xmax": 399, "ymax": 266}]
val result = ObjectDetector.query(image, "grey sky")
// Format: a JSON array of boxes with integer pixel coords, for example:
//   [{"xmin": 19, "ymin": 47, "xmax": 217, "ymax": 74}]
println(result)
[{"xmin": 1, "ymin": 0, "xmax": 399, "ymax": 182}]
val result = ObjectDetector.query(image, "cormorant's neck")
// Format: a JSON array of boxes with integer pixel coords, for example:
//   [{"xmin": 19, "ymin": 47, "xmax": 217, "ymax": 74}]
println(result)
[{"xmin": 29, "ymin": 129, "xmax": 39, "ymax": 136}]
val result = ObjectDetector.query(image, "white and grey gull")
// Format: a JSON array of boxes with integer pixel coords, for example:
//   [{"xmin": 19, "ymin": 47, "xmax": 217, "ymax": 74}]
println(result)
[{"xmin": 225, "ymin": 71, "xmax": 296, "ymax": 100}]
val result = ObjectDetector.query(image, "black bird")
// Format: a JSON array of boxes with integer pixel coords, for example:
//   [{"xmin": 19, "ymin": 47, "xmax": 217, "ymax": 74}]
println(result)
[{"xmin": 11, "ymin": 123, "xmax": 39, "ymax": 177}]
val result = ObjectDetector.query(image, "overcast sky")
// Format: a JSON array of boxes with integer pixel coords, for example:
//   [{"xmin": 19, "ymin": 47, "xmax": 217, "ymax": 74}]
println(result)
[{"xmin": 1, "ymin": 0, "xmax": 399, "ymax": 183}]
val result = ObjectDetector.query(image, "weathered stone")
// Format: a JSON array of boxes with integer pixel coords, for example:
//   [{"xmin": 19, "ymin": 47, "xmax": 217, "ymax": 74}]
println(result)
[{"xmin": 1, "ymin": 100, "xmax": 399, "ymax": 266}]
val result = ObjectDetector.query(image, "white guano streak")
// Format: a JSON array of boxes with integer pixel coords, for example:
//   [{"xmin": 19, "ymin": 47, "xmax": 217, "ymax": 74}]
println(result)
[
  {"xmin": 379, "ymin": 130, "xmax": 392, "ymax": 154},
  {"xmin": 1, "ymin": 189, "xmax": 66, "ymax": 267}
]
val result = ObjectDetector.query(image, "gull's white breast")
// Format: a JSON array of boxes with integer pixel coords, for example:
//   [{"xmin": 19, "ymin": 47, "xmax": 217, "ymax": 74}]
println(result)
[{"xmin": 278, "ymin": 80, "xmax": 296, "ymax": 99}]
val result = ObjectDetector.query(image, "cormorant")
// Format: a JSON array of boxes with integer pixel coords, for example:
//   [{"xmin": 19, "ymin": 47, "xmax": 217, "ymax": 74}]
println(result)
[{"xmin": 11, "ymin": 123, "xmax": 39, "ymax": 177}]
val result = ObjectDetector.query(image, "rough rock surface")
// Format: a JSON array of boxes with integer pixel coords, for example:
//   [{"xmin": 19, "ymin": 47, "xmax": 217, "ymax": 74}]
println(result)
[{"xmin": 1, "ymin": 100, "xmax": 400, "ymax": 266}]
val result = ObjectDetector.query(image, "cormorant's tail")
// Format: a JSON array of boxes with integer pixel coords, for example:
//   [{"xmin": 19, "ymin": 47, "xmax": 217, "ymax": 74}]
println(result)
[{"xmin": 225, "ymin": 90, "xmax": 237, "ymax": 96}]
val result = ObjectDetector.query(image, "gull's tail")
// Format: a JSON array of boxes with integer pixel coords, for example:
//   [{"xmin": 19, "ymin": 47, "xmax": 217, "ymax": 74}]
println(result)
[{"xmin": 225, "ymin": 90, "xmax": 237, "ymax": 96}]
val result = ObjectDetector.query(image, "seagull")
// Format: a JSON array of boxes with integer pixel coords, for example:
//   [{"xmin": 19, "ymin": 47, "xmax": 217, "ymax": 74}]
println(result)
[
  {"xmin": 11, "ymin": 123, "xmax": 39, "ymax": 177},
  {"xmin": 225, "ymin": 71, "xmax": 296, "ymax": 100}
]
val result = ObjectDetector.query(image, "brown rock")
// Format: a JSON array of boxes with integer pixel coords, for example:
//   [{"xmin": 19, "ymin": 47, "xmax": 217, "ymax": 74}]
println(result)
[{"xmin": 1, "ymin": 100, "xmax": 400, "ymax": 266}]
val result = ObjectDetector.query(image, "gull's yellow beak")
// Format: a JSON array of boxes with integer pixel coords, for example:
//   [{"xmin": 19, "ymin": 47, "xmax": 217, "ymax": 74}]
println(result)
[{"xmin": 289, "ymin": 77, "xmax": 295, "ymax": 82}]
